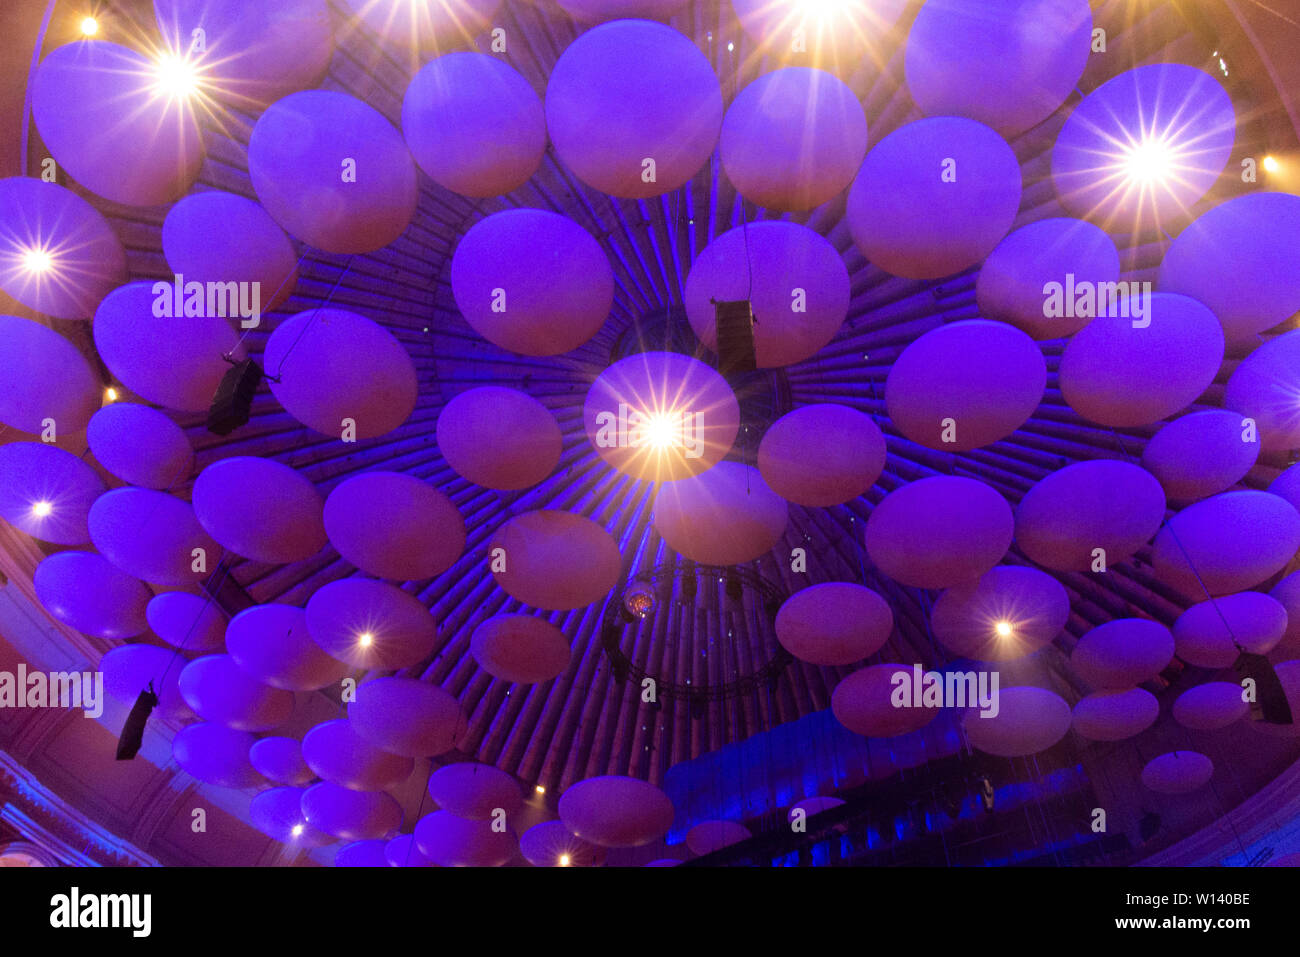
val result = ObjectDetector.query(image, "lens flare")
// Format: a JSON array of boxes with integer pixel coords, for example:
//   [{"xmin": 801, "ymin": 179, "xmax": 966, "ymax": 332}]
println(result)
[
  {"xmin": 644, "ymin": 412, "xmax": 678, "ymax": 450},
  {"xmin": 152, "ymin": 52, "xmax": 201, "ymax": 100},
  {"xmin": 1123, "ymin": 136, "xmax": 1175, "ymax": 185},
  {"xmin": 20, "ymin": 247, "xmax": 54, "ymax": 274},
  {"xmin": 800, "ymin": 0, "xmax": 847, "ymax": 16},
  {"xmin": 31, "ymin": 501, "xmax": 54, "ymax": 518}
]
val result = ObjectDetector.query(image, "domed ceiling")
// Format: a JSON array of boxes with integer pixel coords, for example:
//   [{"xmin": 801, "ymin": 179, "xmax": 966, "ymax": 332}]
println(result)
[{"xmin": 0, "ymin": 0, "xmax": 1299, "ymax": 867}]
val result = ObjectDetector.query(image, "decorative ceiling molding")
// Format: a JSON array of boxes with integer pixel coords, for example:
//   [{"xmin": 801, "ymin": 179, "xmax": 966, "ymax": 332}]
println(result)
[
  {"xmin": 1139, "ymin": 751, "xmax": 1300, "ymax": 866},
  {"xmin": 0, "ymin": 748, "xmax": 157, "ymax": 866}
]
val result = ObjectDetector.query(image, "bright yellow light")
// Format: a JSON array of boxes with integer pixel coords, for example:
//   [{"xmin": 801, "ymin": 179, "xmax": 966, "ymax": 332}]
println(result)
[
  {"xmin": 104, "ymin": 387, "xmax": 118, "ymax": 402},
  {"xmin": 1263, "ymin": 155, "xmax": 1281, "ymax": 174},
  {"xmin": 21, "ymin": 248, "xmax": 53, "ymax": 274},
  {"xmin": 1123, "ymin": 137, "xmax": 1174, "ymax": 185},
  {"xmin": 31, "ymin": 501, "xmax": 53, "ymax": 518},
  {"xmin": 80, "ymin": 16, "xmax": 98, "ymax": 37},
  {"xmin": 994, "ymin": 621, "xmax": 1013, "ymax": 638},
  {"xmin": 534, "ymin": 785, "xmax": 545, "ymax": 795},
  {"xmin": 558, "ymin": 854, "xmax": 571, "ymax": 867},
  {"xmin": 291, "ymin": 824, "xmax": 304, "ymax": 837},
  {"xmin": 152, "ymin": 52, "xmax": 200, "ymax": 100},
  {"xmin": 358, "ymin": 631, "xmax": 374, "ymax": 647},
  {"xmin": 643, "ymin": 413, "xmax": 678, "ymax": 450},
  {"xmin": 800, "ymin": 0, "xmax": 847, "ymax": 15}
]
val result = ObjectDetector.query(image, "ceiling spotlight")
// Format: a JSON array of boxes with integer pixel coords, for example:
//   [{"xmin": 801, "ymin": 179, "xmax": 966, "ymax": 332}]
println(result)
[
  {"xmin": 623, "ymin": 581, "xmax": 656, "ymax": 619},
  {"xmin": 30, "ymin": 501, "xmax": 53, "ymax": 518},
  {"xmin": 534, "ymin": 785, "xmax": 545, "ymax": 795},
  {"xmin": 79, "ymin": 16, "xmax": 98, "ymax": 37},
  {"xmin": 558, "ymin": 854, "xmax": 571, "ymax": 866},
  {"xmin": 20, "ymin": 248, "xmax": 54, "ymax": 274},
  {"xmin": 643, "ymin": 412, "xmax": 678, "ymax": 451},
  {"xmin": 104, "ymin": 386, "xmax": 119, "ymax": 402},
  {"xmin": 357, "ymin": 631, "xmax": 374, "ymax": 648},
  {"xmin": 152, "ymin": 52, "xmax": 201, "ymax": 100},
  {"xmin": 1123, "ymin": 136, "xmax": 1175, "ymax": 185},
  {"xmin": 994, "ymin": 620, "xmax": 1013, "ymax": 638},
  {"xmin": 1263, "ymin": 155, "xmax": 1281, "ymax": 173},
  {"xmin": 291, "ymin": 824, "xmax": 304, "ymax": 837}
]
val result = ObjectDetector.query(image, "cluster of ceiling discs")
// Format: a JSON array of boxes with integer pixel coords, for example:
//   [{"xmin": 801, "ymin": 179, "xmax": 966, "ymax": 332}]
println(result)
[{"xmin": 1, "ymin": 0, "xmax": 1299, "ymax": 866}]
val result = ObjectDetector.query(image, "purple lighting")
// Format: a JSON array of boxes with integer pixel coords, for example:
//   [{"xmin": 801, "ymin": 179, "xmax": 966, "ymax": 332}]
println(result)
[{"xmin": 1, "ymin": 0, "xmax": 1299, "ymax": 886}]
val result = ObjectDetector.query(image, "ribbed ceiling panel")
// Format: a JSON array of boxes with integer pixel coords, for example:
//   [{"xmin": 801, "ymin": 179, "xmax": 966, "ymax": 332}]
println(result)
[{"xmin": 57, "ymin": 0, "xmax": 1296, "ymax": 804}]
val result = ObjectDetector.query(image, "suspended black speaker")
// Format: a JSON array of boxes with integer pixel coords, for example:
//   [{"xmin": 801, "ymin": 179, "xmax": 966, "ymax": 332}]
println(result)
[
  {"xmin": 207, "ymin": 358, "xmax": 263, "ymax": 436},
  {"xmin": 116, "ymin": 683, "xmax": 159, "ymax": 761},
  {"xmin": 1234, "ymin": 651, "xmax": 1294, "ymax": 726}
]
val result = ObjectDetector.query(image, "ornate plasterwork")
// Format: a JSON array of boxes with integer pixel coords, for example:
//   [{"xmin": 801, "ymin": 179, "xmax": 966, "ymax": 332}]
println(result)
[{"xmin": 0, "ymin": 749, "xmax": 157, "ymax": 867}]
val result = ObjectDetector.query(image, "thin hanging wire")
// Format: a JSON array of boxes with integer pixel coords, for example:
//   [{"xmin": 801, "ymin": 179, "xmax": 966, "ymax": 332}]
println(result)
[{"xmin": 269, "ymin": 254, "xmax": 357, "ymax": 380}]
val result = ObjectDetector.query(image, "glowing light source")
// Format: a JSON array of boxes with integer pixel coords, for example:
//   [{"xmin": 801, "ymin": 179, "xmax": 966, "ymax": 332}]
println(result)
[
  {"xmin": 558, "ymin": 853, "xmax": 571, "ymax": 866},
  {"xmin": 358, "ymin": 631, "xmax": 374, "ymax": 648},
  {"xmin": 151, "ymin": 52, "xmax": 201, "ymax": 100},
  {"xmin": 623, "ymin": 582, "xmax": 656, "ymax": 619},
  {"xmin": 31, "ymin": 501, "xmax": 53, "ymax": 518},
  {"xmin": 800, "ymin": 0, "xmax": 847, "ymax": 15},
  {"xmin": 104, "ymin": 387, "xmax": 118, "ymax": 402},
  {"xmin": 80, "ymin": 16, "xmax": 98, "ymax": 36},
  {"xmin": 994, "ymin": 620, "xmax": 1014, "ymax": 638},
  {"xmin": 535, "ymin": 785, "xmax": 545, "ymax": 795},
  {"xmin": 1123, "ymin": 137, "xmax": 1175, "ymax": 185},
  {"xmin": 291, "ymin": 824, "xmax": 304, "ymax": 837},
  {"xmin": 643, "ymin": 413, "xmax": 679, "ymax": 450},
  {"xmin": 1263, "ymin": 155, "xmax": 1280, "ymax": 173},
  {"xmin": 20, "ymin": 248, "xmax": 54, "ymax": 274}
]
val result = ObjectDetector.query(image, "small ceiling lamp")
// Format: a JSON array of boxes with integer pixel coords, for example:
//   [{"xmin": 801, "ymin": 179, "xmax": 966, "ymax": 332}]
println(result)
[
  {"xmin": 622, "ymin": 581, "xmax": 656, "ymax": 619},
  {"xmin": 20, "ymin": 247, "xmax": 54, "ymax": 274},
  {"xmin": 151, "ymin": 51, "xmax": 202, "ymax": 102}
]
